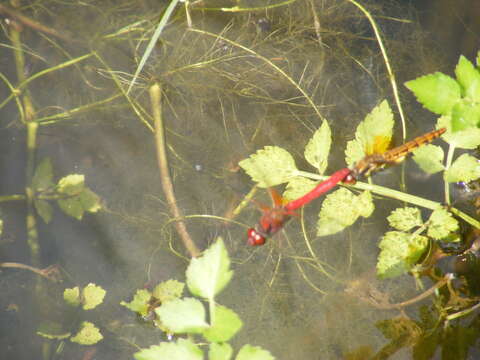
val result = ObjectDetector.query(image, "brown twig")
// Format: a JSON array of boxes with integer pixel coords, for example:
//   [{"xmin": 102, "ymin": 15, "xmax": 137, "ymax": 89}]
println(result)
[
  {"xmin": 0, "ymin": 262, "xmax": 62, "ymax": 282},
  {"xmin": 149, "ymin": 82, "xmax": 201, "ymax": 258}
]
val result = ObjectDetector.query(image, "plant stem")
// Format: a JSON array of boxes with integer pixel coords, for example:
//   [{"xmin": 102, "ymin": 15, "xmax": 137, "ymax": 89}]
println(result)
[
  {"xmin": 444, "ymin": 143, "xmax": 456, "ymax": 205},
  {"xmin": 149, "ymin": 82, "xmax": 200, "ymax": 258}
]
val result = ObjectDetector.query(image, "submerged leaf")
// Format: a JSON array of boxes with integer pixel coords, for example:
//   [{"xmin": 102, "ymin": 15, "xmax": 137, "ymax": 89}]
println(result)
[
  {"xmin": 63, "ymin": 287, "xmax": 81, "ymax": 307},
  {"xmin": 152, "ymin": 279, "xmax": 184, "ymax": 303},
  {"xmin": 412, "ymin": 145, "xmax": 444, "ymax": 174},
  {"xmin": 36, "ymin": 321, "xmax": 70, "ymax": 340},
  {"xmin": 377, "ymin": 231, "xmax": 428, "ymax": 279},
  {"xmin": 239, "ymin": 146, "xmax": 297, "ymax": 188},
  {"xmin": 427, "ymin": 208, "xmax": 459, "ymax": 240},
  {"xmin": 70, "ymin": 321, "xmax": 103, "ymax": 345},
  {"xmin": 186, "ymin": 238, "xmax": 232, "ymax": 300},
  {"xmin": 156, "ymin": 298, "xmax": 208, "ymax": 334},
  {"xmin": 387, "ymin": 207, "xmax": 423, "ymax": 232},
  {"xmin": 32, "ymin": 158, "xmax": 54, "ymax": 191},
  {"xmin": 34, "ymin": 199, "xmax": 53, "ymax": 224},
  {"xmin": 209, "ymin": 342, "xmax": 233, "ymax": 360},
  {"xmin": 57, "ymin": 197, "xmax": 84, "ymax": 220},
  {"xmin": 236, "ymin": 345, "xmax": 275, "ymax": 360},
  {"xmin": 120, "ymin": 289, "xmax": 152, "ymax": 316},
  {"xmin": 304, "ymin": 121, "xmax": 331, "ymax": 174},
  {"xmin": 134, "ymin": 339, "xmax": 203, "ymax": 360},
  {"xmin": 405, "ymin": 73, "xmax": 461, "ymax": 115},
  {"xmin": 444, "ymin": 154, "xmax": 480, "ymax": 183}
]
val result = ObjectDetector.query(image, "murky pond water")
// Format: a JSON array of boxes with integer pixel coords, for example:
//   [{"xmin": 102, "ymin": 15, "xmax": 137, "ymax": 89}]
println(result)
[{"xmin": 1, "ymin": 1, "xmax": 479, "ymax": 359}]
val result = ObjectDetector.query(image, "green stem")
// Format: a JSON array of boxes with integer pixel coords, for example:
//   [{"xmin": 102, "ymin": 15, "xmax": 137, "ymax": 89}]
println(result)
[
  {"xmin": 0, "ymin": 194, "xmax": 26, "ymax": 202},
  {"xmin": 444, "ymin": 143, "xmax": 456, "ymax": 205}
]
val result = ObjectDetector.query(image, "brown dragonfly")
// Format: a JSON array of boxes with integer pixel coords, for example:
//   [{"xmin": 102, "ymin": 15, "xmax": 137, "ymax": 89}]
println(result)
[{"xmin": 344, "ymin": 127, "xmax": 446, "ymax": 183}]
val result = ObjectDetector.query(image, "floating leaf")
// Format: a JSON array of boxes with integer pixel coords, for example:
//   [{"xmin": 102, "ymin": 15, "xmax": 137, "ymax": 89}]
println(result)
[
  {"xmin": 70, "ymin": 321, "xmax": 103, "ymax": 345},
  {"xmin": 283, "ymin": 176, "xmax": 318, "ymax": 201},
  {"xmin": 377, "ymin": 231, "xmax": 428, "ymax": 279},
  {"xmin": 34, "ymin": 199, "xmax": 53, "ymax": 224},
  {"xmin": 455, "ymin": 55, "xmax": 480, "ymax": 101},
  {"xmin": 186, "ymin": 238, "xmax": 232, "ymax": 300},
  {"xmin": 57, "ymin": 174, "xmax": 85, "ymax": 195},
  {"xmin": 412, "ymin": 145, "xmax": 444, "ymax": 174},
  {"xmin": 82, "ymin": 283, "xmax": 106, "ymax": 310},
  {"xmin": 209, "ymin": 342, "xmax": 233, "ymax": 360},
  {"xmin": 438, "ymin": 116, "xmax": 480, "ymax": 149},
  {"xmin": 405, "ymin": 73, "xmax": 461, "ymax": 115},
  {"xmin": 134, "ymin": 339, "xmax": 203, "ymax": 360},
  {"xmin": 387, "ymin": 207, "xmax": 423, "ymax": 232},
  {"xmin": 63, "ymin": 287, "xmax": 81, "ymax": 307},
  {"xmin": 317, "ymin": 188, "xmax": 374, "ymax": 236},
  {"xmin": 120, "ymin": 289, "xmax": 152, "ymax": 316},
  {"xmin": 32, "ymin": 158, "xmax": 54, "ymax": 191},
  {"xmin": 203, "ymin": 305, "xmax": 243, "ymax": 343},
  {"xmin": 236, "ymin": 345, "xmax": 275, "ymax": 360},
  {"xmin": 304, "ymin": 121, "xmax": 331, "ymax": 174},
  {"xmin": 444, "ymin": 154, "xmax": 480, "ymax": 183},
  {"xmin": 239, "ymin": 146, "xmax": 297, "ymax": 188},
  {"xmin": 155, "ymin": 297, "xmax": 208, "ymax": 334},
  {"xmin": 153, "ymin": 279, "xmax": 184, "ymax": 303},
  {"xmin": 36, "ymin": 321, "xmax": 70, "ymax": 340},
  {"xmin": 427, "ymin": 208, "xmax": 459, "ymax": 240}
]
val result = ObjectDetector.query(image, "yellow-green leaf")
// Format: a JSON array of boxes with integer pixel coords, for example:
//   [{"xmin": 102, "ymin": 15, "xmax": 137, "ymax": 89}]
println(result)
[
  {"xmin": 82, "ymin": 283, "xmax": 106, "ymax": 310},
  {"xmin": 70, "ymin": 321, "xmax": 103, "ymax": 345},
  {"xmin": 304, "ymin": 121, "xmax": 331, "ymax": 174}
]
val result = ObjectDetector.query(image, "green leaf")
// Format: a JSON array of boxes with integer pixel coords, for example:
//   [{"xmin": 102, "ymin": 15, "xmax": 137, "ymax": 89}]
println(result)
[
  {"xmin": 438, "ymin": 116, "xmax": 480, "ymax": 149},
  {"xmin": 156, "ymin": 298, "xmax": 208, "ymax": 334},
  {"xmin": 152, "ymin": 279, "xmax": 184, "ymax": 303},
  {"xmin": 120, "ymin": 289, "xmax": 152, "ymax": 316},
  {"xmin": 387, "ymin": 207, "xmax": 423, "ymax": 232},
  {"xmin": 203, "ymin": 305, "xmax": 243, "ymax": 342},
  {"xmin": 134, "ymin": 339, "xmax": 203, "ymax": 360},
  {"xmin": 317, "ymin": 188, "xmax": 374, "ymax": 236},
  {"xmin": 34, "ymin": 199, "xmax": 53, "ymax": 224},
  {"xmin": 345, "ymin": 100, "xmax": 394, "ymax": 166},
  {"xmin": 377, "ymin": 231, "xmax": 428, "ymax": 279},
  {"xmin": 455, "ymin": 55, "xmax": 480, "ymax": 101},
  {"xmin": 427, "ymin": 208, "xmax": 459, "ymax": 240},
  {"xmin": 186, "ymin": 238, "xmax": 233, "ymax": 300},
  {"xmin": 57, "ymin": 197, "xmax": 84, "ymax": 220},
  {"xmin": 239, "ymin": 146, "xmax": 297, "ymax": 188},
  {"xmin": 79, "ymin": 188, "xmax": 102, "ymax": 213},
  {"xmin": 70, "ymin": 321, "xmax": 103, "ymax": 345},
  {"xmin": 57, "ymin": 174, "xmax": 85, "ymax": 195},
  {"xmin": 304, "ymin": 121, "xmax": 331, "ymax": 174},
  {"xmin": 412, "ymin": 144, "xmax": 445, "ymax": 174},
  {"xmin": 32, "ymin": 158, "xmax": 54, "ymax": 191},
  {"xmin": 63, "ymin": 287, "xmax": 81, "ymax": 307},
  {"xmin": 283, "ymin": 176, "xmax": 318, "ymax": 201},
  {"xmin": 405, "ymin": 72, "xmax": 461, "ymax": 115},
  {"xmin": 209, "ymin": 342, "xmax": 233, "ymax": 360},
  {"xmin": 444, "ymin": 154, "xmax": 480, "ymax": 183},
  {"xmin": 82, "ymin": 283, "xmax": 106, "ymax": 310},
  {"xmin": 451, "ymin": 102, "xmax": 480, "ymax": 131},
  {"xmin": 36, "ymin": 321, "xmax": 71, "ymax": 340},
  {"xmin": 236, "ymin": 345, "xmax": 275, "ymax": 360}
]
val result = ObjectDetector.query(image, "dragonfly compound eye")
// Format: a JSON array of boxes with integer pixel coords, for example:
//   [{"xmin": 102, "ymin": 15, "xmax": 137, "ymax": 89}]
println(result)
[{"xmin": 247, "ymin": 228, "xmax": 266, "ymax": 246}]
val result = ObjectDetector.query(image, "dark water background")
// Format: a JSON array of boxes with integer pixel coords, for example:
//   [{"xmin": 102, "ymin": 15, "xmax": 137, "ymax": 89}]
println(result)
[{"xmin": 0, "ymin": 0, "xmax": 479, "ymax": 359}]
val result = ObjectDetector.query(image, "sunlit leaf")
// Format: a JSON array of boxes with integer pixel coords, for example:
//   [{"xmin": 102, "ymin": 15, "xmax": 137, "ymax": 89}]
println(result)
[
  {"xmin": 444, "ymin": 154, "xmax": 480, "ymax": 183},
  {"xmin": 405, "ymin": 73, "xmax": 461, "ymax": 115},
  {"xmin": 186, "ymin": 238, "xmax": 233, "ymax": 300},
  {"xmin": 34, "ymin": 199, "xmax": 53, "ymax": 224},
  {"xmin": 57, "ymin": 197, "xmax": 84, "ymax": 220},
  {"xmin": 155, "ymin": 298, "xmax": 208, "ymax": 334},
  {"xmin": 427, "ymin": 208, "xmax": 459, "ymax": 240},
  {"xmin": 412, "ymin": 145, "xmax": 444, "ymax": 174},
  {"xmin": 377, "ymin": 231, "xmax": 428, "ymax": 279},
  {"xmin": 32, "ymin": 158, "xmax": 54, "ymax": 191},
  {"xmin": 36, "ymin": 321, "xmax": 71, "ymax": 340},
  {"xmin": 304, "ymin": 121, "xmax": 331, "ymax": 174},
  {"xmin": 153, "ymin": 279, "xmax": 184, "ymax": 303},
  {"xmin": 63, "ymin": 286, "xmax": 81, "ymax": 307},
  {"xmin": 387, "ymin": 207, "xmax": 423, "ymax": 232},
  {"xmin": 120, "ymin": 289, "xmax": 152, "ymax": 316},
  {"xmin": 455, "ymin": 55, "xmax": 480, "ymax": 101},
  {"xmin": 283, "ymin": 176, "xmax": 318, "ymax": 201},
  {"xmin": 203, "ymin": 305, "xmax": 243, "ymax": 343},
  {"xmin": 209, "ymin": 342, "xmax": 233, "ymax": 360},
  {"xmin": 134, "ymin": 339, "xmax": 203, "ymax": 360},
  {"xmin": 57, "ymin": 174, "xmax": 85, "ymax": 195},
  {"xmin": 70, "ymin": 321, "xmax": 103, "ymax": 345},
  {"xmin": 82, "ymin": 283, "xmax": 106, "ymax": 310},
  {"xmin": 451, "ymin": 102, "xmax": 480, "ymax": 131},
  {"xmin": 345, "ymin": 138, "xmax": 366, "ymax": 168},
  {"xmin": 317, "ymin": 188, "xmax": 374, "ymax": 236},
  {"xmin": 236, "ymin": 345, "xmax": 275, "ymax": 360},
  {"xmin": 239, "ymin": 146, "xmax": 297, "ymax": 188},
  {"xmin": 438, "ymin": 116, "xmax": 480, "ymax": 149}
]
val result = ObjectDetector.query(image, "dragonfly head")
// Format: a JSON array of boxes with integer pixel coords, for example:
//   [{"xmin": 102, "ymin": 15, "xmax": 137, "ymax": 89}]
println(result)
[{"xmin": 247, "ymin": 227, "xmax": 267, "ymax": 246}]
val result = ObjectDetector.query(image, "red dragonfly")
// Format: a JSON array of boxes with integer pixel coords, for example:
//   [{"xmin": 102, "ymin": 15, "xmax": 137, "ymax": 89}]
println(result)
[
  {"xmin": 247, "ymin": 168, "xmax": 351, "ymax": 245},
  {"xmin": 343, "ymin": 127, "xmax": 446, "ymax": 184}
]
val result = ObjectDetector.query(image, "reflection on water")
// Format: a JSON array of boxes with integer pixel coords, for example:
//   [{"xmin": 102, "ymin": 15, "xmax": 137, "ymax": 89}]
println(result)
[{"xmin": 0, "ymin": 0, "xmax": 479, "ymax": 359}]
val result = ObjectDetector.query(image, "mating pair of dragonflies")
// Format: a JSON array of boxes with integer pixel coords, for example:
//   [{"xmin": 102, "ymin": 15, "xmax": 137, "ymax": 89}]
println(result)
[{"xmin": 247, "ymin": 127, "xmax": 447, "ymax": 246}]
